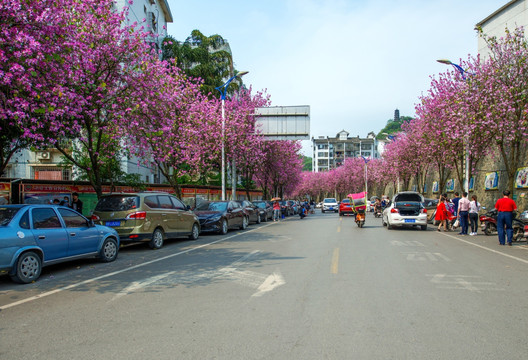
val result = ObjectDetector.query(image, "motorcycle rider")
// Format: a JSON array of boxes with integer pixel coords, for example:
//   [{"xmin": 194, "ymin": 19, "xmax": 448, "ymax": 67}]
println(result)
[{"xmin": 374, "ymin": 198, "xmax": 382, "ymax": 216}]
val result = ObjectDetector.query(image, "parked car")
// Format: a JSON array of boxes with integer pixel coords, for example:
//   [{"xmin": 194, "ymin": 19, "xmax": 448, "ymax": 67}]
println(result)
[
  {"xmin": 193, "ymin": 201, "xmax": 248, "ymax": 234},
  {"xmin": 0, "ymin": 204, "xmax": 119, "ymax": 284},
  {"xmin": 236, "ymin": 200, "xmax": 261, "ymax": 224},
  {"xmin": 280, "ymin": 201, "xmax": 293, "ymax": 216},
  {"xmin": 322, "ymin": 198, "xmax": 339, "ymax": 213},
  {"xmin": 382, "ymin": 191, "xmax": 428, "ymax": 230},
  {"xmin": 91, "ymin": 192, "xmax": 201, "ymax": 249},
  {"xmin": 316, "ymin": 202, "xmax": 322, "ymax": 209},
  {"xmin": 339, "ymin": 198, "xmax": 354, "ymax": 216},
  {"xmin": 286, "ymin": 200, "xmax": 299, "ymax": 215},
  {"xmin": 253, "ymin": 200, "xmax": 273, "ymax": 222},
  {"xmin": 422, "ymin": 198, "xmax": 439, "ymax": 224}
]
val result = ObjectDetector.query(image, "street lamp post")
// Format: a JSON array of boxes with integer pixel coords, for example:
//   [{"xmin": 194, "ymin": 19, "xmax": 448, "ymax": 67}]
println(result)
[
  {"xmin": 361, "ymin": 155, "xmax": 370, "ymax": 196},
  {"xmin": 436, "ymin": 59, "xmax": 470, "ymax": 193},
  {"xmin": 215, "ymin": 71, "xmax": 248, "ymax": 201}
]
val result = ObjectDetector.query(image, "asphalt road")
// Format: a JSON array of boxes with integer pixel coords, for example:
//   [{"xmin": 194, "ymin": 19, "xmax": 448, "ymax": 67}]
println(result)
[{"xmin": 1, "ymin": 211, "xmax": 528, "ymax": 359}]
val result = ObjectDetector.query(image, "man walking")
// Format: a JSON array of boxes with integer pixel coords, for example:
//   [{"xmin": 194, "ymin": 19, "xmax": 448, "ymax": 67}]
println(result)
[
  {"xmin": 457, "ymin": 192, "xmax": 470, "ymax": 235},
  {"xmin": 452, "ymin": 192, "xmax": 460, "ymax": 217},
  {"xmin": 494, "ymin": 190, "xmax": 517, "ymax": 246}
]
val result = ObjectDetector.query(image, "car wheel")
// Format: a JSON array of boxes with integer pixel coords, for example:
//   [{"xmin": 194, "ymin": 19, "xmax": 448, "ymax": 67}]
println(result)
[
  {"xmin": 322, "ymin": 210, "xmax": 325, "ymax": 213},
  {"xmin": 100, "ymin": 237, "xmax": 118, "ymax": 262},
  {"xmin": 149, "ymin": 228, "xmax": 164, "ymax": 249},
  {"xmin": 240, "ymin": 216, "xmax": 248, "ymax": 230},
  {"xmin": 189, "ymin": 223, "xmax": 200, "ymax": 240},
  {"xmin": 10, "ymin": 251, "xmax": 42, "ymax": 284},
  {"xmin": 382, "ymin": 217, "xmax": 386, "ymax": 226},
  {"xmin": 387, "ymin": 222, "xmax": 393, "ymax": 230},
  {"xmin": 421, "ymin": 225, "xmax": 427, "ymax": 231},
  {"xmin": 219, "ymin": 219, "xmax": 228, "ymax": 235}
]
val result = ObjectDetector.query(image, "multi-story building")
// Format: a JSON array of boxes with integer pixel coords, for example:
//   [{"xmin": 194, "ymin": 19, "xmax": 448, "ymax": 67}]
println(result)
[
  {"xmin": 312, "ymin": 131, "xmax": 385, "ymax": 173},
  {"xmin": 476, "ymin": 0, "xmax": 528, "ymax": 59},
  {"xmin": 115, "ymin": 0, "xmax": 173, "ymax": 50}
]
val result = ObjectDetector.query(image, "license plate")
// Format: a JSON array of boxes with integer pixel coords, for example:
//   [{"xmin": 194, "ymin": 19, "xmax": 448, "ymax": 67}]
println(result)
[
  {"xmin": 328, "ymin": 207, "xmax": 334, "ymax": 210},
  {"xmin": 404, "ymin": 219, "xmax": 415, "ymax": 223},
  {"xmin": 105, "ymin": 221, "xmax": 121, "ymax": 227}
]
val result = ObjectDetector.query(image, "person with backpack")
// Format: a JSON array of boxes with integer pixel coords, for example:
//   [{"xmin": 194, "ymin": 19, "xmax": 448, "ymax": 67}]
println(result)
[{"xmin": 469, "ymin": 195, "xmax": 481, "ymax": 236}]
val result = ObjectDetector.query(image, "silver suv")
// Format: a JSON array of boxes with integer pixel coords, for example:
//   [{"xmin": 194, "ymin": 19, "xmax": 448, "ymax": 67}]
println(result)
[{"xmin": 322, "ymin": 198, "xmax": 338, "ymax": 213}]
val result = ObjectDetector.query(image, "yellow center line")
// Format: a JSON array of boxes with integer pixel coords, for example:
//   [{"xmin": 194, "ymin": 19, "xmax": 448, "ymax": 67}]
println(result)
[{"xmin": 331, "ymin": 247, "xmax": 340, "ymax": 274}]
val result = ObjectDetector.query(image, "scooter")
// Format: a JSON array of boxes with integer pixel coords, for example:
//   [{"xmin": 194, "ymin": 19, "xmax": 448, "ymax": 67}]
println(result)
[
  {"xmin": 355, "ymin": 209, "xmax": 365, "ymax": 228},
  {"xmin": 479, "ymin": 208, "xmax": 524, "ymax": 240},
  {"xmin": 374, "ymin": 205, "xmax": 383, "ymax": 218}
]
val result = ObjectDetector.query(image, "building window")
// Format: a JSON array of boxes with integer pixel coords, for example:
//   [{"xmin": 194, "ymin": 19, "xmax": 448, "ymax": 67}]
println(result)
[
  {"xmin": 32, "ymin": 167, "xmax": 71, "ymax": 181},
  {"xmin": 317, "ymin": 152, "xmax": 327, "ymax": 157},
  {"xmin": 318, "ymin": 159, "xmax": 328, "ymax": 166}
]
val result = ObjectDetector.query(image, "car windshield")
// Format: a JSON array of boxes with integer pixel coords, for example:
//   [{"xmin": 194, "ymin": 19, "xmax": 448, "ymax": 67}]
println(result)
[
  {"xmin": 341, "ymin": 199, "xmax": 350, "ymax": 204},
  {"xmin": 195, "ymin": 202, "xmax": 227, "ymax": 212},
  {"xmin": 324, "ymin": 198, "xmax": 337, "ymax": 203},
  {"xmin": 0, "ymin": 207, "xmax": 20, "ymax": 226},
  {"xmin": 254, "ymin": 202, "xmax": 267, "ymax": 209},
  {"xmin": 95, "ymin": 196, "xmax": 139, "ymax": 211}
]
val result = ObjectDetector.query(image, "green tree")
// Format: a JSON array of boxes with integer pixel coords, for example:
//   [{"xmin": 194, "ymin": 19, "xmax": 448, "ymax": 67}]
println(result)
[
  {"xmin": 162, "ymin": 30, "xmax": 242, "ymax": 97},
  {"xmin": 302, "ymin": 156, "xmax": 312, "ymax": 171}
]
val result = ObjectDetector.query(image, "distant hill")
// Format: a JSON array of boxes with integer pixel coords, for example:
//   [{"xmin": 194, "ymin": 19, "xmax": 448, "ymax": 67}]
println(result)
[{"xmin": 376, "ymin": 116, "xmax": 413, "ymax": 139}]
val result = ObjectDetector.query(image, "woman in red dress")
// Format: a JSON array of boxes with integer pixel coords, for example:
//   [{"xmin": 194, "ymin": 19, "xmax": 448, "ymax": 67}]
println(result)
[{"xmin": 435, "ymin": 195, "xmax": 448, "ymax": 232}]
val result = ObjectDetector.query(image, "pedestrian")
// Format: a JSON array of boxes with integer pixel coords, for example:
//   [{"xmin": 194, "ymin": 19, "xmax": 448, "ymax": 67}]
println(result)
[
  {"xmin": 60, "ymin": 196, "xmax": 69, "ymax": 206},
  {"xmin": 299, "ymin": 206, "xmax": 306, "ymax": 219},
  {"xmin": 52, "ymin": 198, "xmax": 60, "ymax": 205},
  {"xmin": 69, "ymin": 192, "xmax": 83, "ymax": 214},
  {"xmin": 272, "ymin": 200, "xmax": 281, "ymax": 222},
  {"xmin": 469, "ymin": 195, "xmax": 480, "ymax": 236},
  {"xmin": 457, "ymin": 192, "xmax": 470, "ymax": 235},
  {"xmin": 435, "ymin": 195, "xmax": 448, "ymax": 232},
  {"xmin": 494, "ymin": 190, "xmax": 517, "ymax": 246},
  {"xmin": 452, "ymin": 192, "xmax": 460, "ymax": 217}
]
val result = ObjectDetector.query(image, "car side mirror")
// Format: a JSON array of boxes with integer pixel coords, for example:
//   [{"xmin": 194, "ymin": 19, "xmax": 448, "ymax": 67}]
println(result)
[
  {"xmin": 186, "ymin": 205, "xmax": 191, "ymax": 211},
  {"xmin": 89, "ymin": 219, "xmax": 95, "ymax": 227}
]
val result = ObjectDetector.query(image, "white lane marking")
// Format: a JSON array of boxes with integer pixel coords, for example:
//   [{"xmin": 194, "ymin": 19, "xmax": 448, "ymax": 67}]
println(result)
[
  {"xmin": 109, "ymin": 271, "xmax": 176, "ymax": 301},
  {"xmin": 0, "ymin": 224, "xmax": 274, "ymax": 311},
  {"xmin": 441, "ymin": 233, "xmax": 528, "ymax": 265},
  {"xmin": 252, "ymin": 271, "xmax": 285, "ymax": 297},
  {"xmin": 391, "ymin": 240, "xmax": 425, "ymax": 247},
  {"xmin": 403, "ymin": 252, "xmax": 451, "ymax": 262},
  {"xmin": 427, "ymin": 274, "xmax": 504, "ymax": 292}
]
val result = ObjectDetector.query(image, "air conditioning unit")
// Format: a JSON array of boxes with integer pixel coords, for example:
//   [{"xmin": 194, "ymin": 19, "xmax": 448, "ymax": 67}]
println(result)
[{"xmin": 37, "ymin": 151, "xmax": 51, "ymax": 160}]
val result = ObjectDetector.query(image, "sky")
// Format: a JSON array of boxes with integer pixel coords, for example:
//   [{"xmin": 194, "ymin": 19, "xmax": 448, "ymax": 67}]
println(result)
[{"xmin": 165, "ymin": 0, "xmax": 507, "ymax": 156}]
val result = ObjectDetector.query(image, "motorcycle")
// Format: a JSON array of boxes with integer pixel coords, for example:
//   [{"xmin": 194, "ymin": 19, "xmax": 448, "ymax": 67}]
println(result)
[
  {"xmin": 479, "ymin": 208, "xmax": 524, "ymax": 240},
  {"xmin": 355, "ymin": 208, "xmax": 365, "ymax": 228},
  {"xmin": 374, "ymin": 205, "xmax": 383, "ymax": 218}
]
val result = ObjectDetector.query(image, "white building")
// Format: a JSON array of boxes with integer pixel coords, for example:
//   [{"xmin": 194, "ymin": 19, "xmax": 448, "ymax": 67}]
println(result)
[
  {"xmin": 312, "ymin": 131, "xmax": 385, "ymax": 173},
  {"xmin": 115, "ymin": 0, "xmax": 173, "ymax": 50},
  {"xmin": 476, "ymin": 0, "xmax": 528, "ymax": 58}
]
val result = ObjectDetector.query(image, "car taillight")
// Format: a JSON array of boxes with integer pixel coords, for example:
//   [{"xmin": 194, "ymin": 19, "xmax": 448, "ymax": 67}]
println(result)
[
  {"xmin": 422, "ymin": 208, "xmax": 428, "ymax": 213},
  {"xmin": 91, "ymin": 214, "xmax": 100, "ymax": 221},
  {"xmin": 524, "ymin": 225, "xmax": 528, "ymax": 231},
  {"xmin": 390, "ymin": 208, "xmax": 399, "ymax": 213},
  {"xmin": 126, "ymin": 211, "xmax": 147, "ymax": 220}
]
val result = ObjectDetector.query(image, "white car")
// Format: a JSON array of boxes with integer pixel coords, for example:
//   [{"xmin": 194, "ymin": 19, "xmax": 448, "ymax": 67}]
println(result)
[
  {"xmin": 322, "ymin": 198, "xmax": 338, "ymax": 213},
  {"xmin": 382, "ymin": 191, "xmax": 428, "ymax": 230}
]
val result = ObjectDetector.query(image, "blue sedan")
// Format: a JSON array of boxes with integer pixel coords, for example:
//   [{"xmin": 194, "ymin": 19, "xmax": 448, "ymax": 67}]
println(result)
[{"xmin": 0, "ymin": 205, "xmax": 120, "ymax": 284}]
